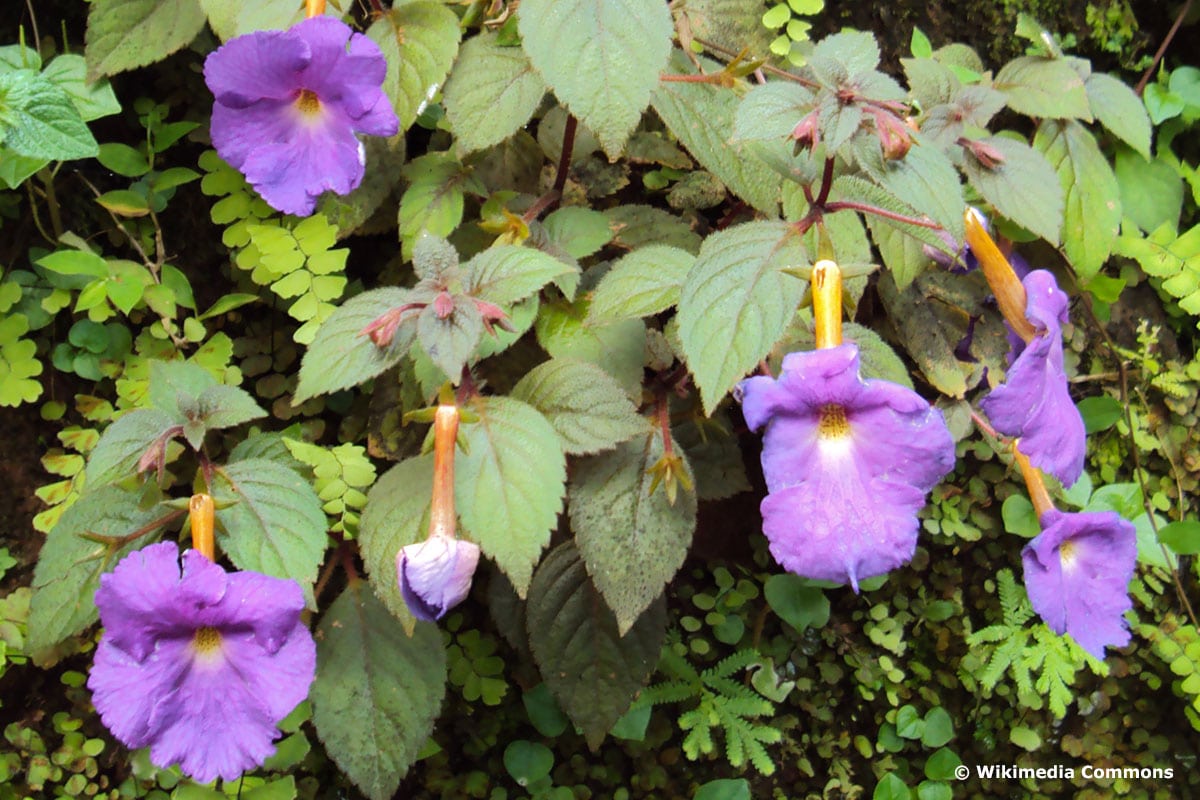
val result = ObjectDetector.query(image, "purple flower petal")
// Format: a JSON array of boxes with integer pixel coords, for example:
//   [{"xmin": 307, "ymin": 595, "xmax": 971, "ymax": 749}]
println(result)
[
  {"xmin": 739, "ymin": 344, "xmax": 956, "ymax": 589},
  {"xmin": 980, "ymin": 270, "xmax": 1085, "ymax": 486},
  {"xmin": 88, "ymin": 543, "xmax": 315, "ymax": 783},
  {"xmin": 1022, "ymin": 509, "xmax": 1136, "ymax": 659},
  {"xmin": 397, "ymin": 536, "xmax": 481, "ymax": 621},
  {"xmin": 203, "ymin": 17, "xmax": 398, "ymax": 217}
]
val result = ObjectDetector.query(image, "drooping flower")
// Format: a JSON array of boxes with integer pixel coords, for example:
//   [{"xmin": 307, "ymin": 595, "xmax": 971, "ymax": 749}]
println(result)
[
  {"xmin": 980, "ymin": 269, "xmax": 1086, "ymax": 487},
  {"xmin": 738, "ymin": 343, "xmax": 956, "ymax": 589},
  {"xmin": 1022, "ymin": 509, "xmax": 1136, "ymax": 659},
  {"xmin": 203, "ymin": 16, "xmax": 398, "ymax": 217},
  {"xmin": 397, "ymin": 536, "xmax": 481, "ymax": 621},
  {"xmin": 88, "ymin": 542, "xmax": 315, "ymax": 783}
]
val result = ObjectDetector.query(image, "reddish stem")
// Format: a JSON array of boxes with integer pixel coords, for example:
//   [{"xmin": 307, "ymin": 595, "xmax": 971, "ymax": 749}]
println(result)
[{"xmin": 823, "ymin": 201, "xmax": 941, "ymax": 228}]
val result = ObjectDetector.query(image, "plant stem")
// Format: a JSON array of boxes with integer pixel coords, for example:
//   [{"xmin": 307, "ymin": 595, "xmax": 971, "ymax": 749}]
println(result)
[
  {"xmin": 1134, "ymin": 0, "xmax": 1194, "ymax": 96},
  {"xmin": 1013, "ymin": 446, "xmax": 1055, "ymax": 519},
  {"xmin": 822, "ymin": 201, "xmax": 941, "ymax": 229},
  {"xmin": 551, "ymin": 114, "xmax": 578, "ymax": 201}
]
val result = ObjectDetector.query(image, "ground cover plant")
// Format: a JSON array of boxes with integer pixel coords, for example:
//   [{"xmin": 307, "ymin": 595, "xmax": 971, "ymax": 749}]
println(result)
[{"xmin": 1, "ymin": 0, "xmax": 1199, "ymax": 798}]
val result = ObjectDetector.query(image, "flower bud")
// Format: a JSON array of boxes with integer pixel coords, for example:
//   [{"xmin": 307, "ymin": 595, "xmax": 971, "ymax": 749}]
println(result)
[
  {"xmin": 873, "ymin": 110, "xmax": 912, "ymax": 160},
  {"xmin": 790, "ymin": 110, "xmax": 820, "ymax": 154},
  {"xmin": 958, "ymin": 137, "xmax": 1006, "ymax": 169},
  {"xmin": 397, "ymin": 536, "xmax": 481, "ymax": 621}
]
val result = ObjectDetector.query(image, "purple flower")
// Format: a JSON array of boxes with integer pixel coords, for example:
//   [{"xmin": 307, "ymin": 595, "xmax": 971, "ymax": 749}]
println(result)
[
  {"xmin": 203, "ymin": 17, "xmax": 398, "ymax": 217},
  {"xmin": 980, "ymin": 270, "xmax": 1086, "ymax": 487},
  {"xmin": 738, "ymin": 344, "xmax": 956, "ymax": 589},
  {"xmin": 1022, "ymin": 509, "xmax": 1136, "ymax": 659},
  {"xmin": 397, "ymin": 536, "xmax": 481, "ymax": 621},
  {"xmin": 87, "ymin": 542, "xmax": 315, "ymax": 783},
  {"xmin": 924, "ymin": 218, "xmax": 1031, "ymax": 277}
]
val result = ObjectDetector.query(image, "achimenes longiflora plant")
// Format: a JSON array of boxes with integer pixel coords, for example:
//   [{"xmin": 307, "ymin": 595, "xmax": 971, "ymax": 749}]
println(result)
[
  {"xmin": 737, "ymin": 258, "xmax": 956, "ymax": 590},
  {"xmin": 964, "ymin": 210, "xmax": 1135, "ymax": 658},
  {"xmin": 88, "ymin": 494, "xmax": 316, "ymax": 783}
]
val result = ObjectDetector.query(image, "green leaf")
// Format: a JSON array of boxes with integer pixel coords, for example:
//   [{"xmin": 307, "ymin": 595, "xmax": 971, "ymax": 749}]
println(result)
[
  {"xmin": 588, "ymin": 244, "xmax": 695, "ymax": 322},
  {"xmin": 294, "ymin": 287, "xmax": 418, "ymax": 403},
  {"xmin": 367, "ymin": 2, "xmax": 461, "ymax": 132},
  {"xmin": 872, "ymin": 773, "xmax": 912, "ymax": 800},
  {"xmin": 0, "ymin": 71, "xmax": 98, "ymax": 160},
  {"xmin": 695, "ymin": 779, "xmax": 752, "ymax": 800},
  {"xmin": 1158, "ymin": 520, "xmax": 1200, "ymax": 556},
  {"xmin": 311, "ymin": 583, "xmax": 446, "ymax": 800},
  {"xmin": 764, "ymin": 574, "xmax": 829, "ymax": 631},
  {"xmin": 1077, "ymin": 395, "xmax": 1122, "ymax": 433},
  {"xmin": 994, "ymin": 56, "xmax": 1091, "ymax": 120},
  {"xmin": 503, "ymin": 740, "xmax": 554, "ymax": 786},
  {"xmin": 212, "ymin": 459, "xmax": 327, "ymax": 592},
  {"xmin": 526, "ymin": 542, "xmax": 666, "ymax": 748},
  {"xmin": 28, "ymin": 488, "xmax": 167, "ymax": 652},
  {"xmin": 921, "ymin": 707, "xmax": 954, "ymax": 748},
  {"xmin": 466, "ymin": 245, "xmax": 574, "ymax": 306},
  {"xmin": 962, "ymin": 136, "xmax": 1063, "ymax": 245},
  {"xmin": 456, "ymin": 397, "xmax": 566, "ymax": 595},
  {"xmin": 0, "ymin": 146, "xmax": 47, "ymax": 188},
  {"xmin": 36, "ymin": 249, "xmax": 110, "ymax": 279},
  {"xmin": 1115, "ymin": 149, "xmax": 1183, "ymax": 234},
  {"xmin": 519, "ymin": 0, "xmax": 672, "ymax": 158},
  {"xmin": 1034, "ymin": 119, "xmax": 1121, "ymax": 280},
  {"xmin": 1009, "ymin": 725, "xmax": 1042, "ymax": 751},
  {"xmin": 443, "ymin": 32, "xmax": 545, "ymax": 153},
  {"xmin": 653, "ymin": 52, "xmax": 781, "ymax": 215},
  {"xmin": 85, "ymin": 408, "xmax": 179, "ymax": 487},
  {"xmin": 85, "ymin": 0, "xmax": 207, "ymax": 79},
  {"xmin": 358, "ymin": 456, "xmax": 432, "ymax": 631},
  {"xmin": 677, "ymin": 221, "xmax": 808, "ymax": 414},
  {"xmin": 193, "ymin": 384, "xmax": 267, "ymax": 432},
  {"xmin": 97, "ymin": 142, "xmax": 150, "ymax": 177},
  {"xmin": 416, "ymin": 296, "xmax": 483, "ymax": 379},
  {"xmin": 569, "ymin": 433, "xmax": 696, "ymax": 633},
  {"xmin": 535, "ymin": 298, "xmax": 646, "ymax": 398},
  {"xmin": 1085, "ymin": 72, "xmax": 1151, "ymax": 159},
  {"xmin": 923, "ymin": 747, "xmax": 962, "ymax": 781},
  {"xmin": 859, "ymin": 140, "xmax": 964, "ymax": 241},
  {"xmin": 512, "ymin": 358, "xmax": 649, "ymax": 455},
  {"xmin": 398, "ymin": 153, "xmax": 477, "ymax": 259},
  {"xmin": 147, "ymin": 360, "xmax": 218, "ymax": 417},
  {"xmin": 1001, "ymin": 494, "xmax": 1040, "ymax": 539},
  {"xmin": 732, "ymin": 82, "xmax": 816, "ymax": 142},
  {"xmin": 39, "ymin": 55, "xmax": 121, "ymax": 122},
  {"xmin": 543, "ymin": 206, "xmax": 613, "ymax": 259}
]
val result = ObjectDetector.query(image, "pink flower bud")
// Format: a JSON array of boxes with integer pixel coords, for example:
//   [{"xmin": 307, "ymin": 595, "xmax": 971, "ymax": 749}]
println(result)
[{"xmin": 397, "ymin": 536, "xmax": 480, "ymax": 621}]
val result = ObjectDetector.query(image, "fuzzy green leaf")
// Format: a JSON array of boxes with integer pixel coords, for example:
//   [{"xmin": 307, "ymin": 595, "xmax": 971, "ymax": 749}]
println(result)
[
  {"xmin": 443, "ymin": 32, "xmax": 545, "ymax": 153},
  {"xmin": 294, "ymin": 287, "xmax": 418, "ymax": 403},
  {"xmin": 192, "ymin": 384, "xmax": 268, "ymax": 432},
  {"xmin": 1034, "ymin": 119, "xmax": 1120, "ymax": 280},
  {"xmin": 466, "ymin": 245, "xmax": 575, "ymax": 306},
  {"xmin": 28, "ymin": 488, "xmax": 168, "ymax": 652},
  {"xmin": 367, "ymin": 2, "xmax": 461, "ymax": 132},
  {"xmin": 570, "ymin": 433, "xmax": 696, "ymax": 633},
  {"xmin": 544, "ymin": 206, "xmax": 614, "ymax": 259},
  {"xmin": 512, "ymin": 358, "xmax": 649, "ymax": 455},
  {"xmin": 398, "ymin": 152, "xmax": 478, "ymax": 260},
  {"xmin": 859, "ymin": 140, "xmax": 964, "ymax": 241},
  {"xmin": 876, "ymin": 272, "xmax": 969, "ymax": 397},
  {"xmin": 535, "ymin": 298, "xmax": 646, "ymax": 398},
  {"xmin": 1085, "ymin": 72, "xmax": 1151, "ymax": 159},
  {"xmin": 85, "ymin": 407, "xmax": 179, "ymax": 487},
  {"xmin": 527, "ymin": 542, "xmax": 667, "ymax": 748},
  {"xmin": 0, "ymin": 70, "xmax": 98, "ymax": 160},
  {"xmin": 416, "ymin": 295, "xmax": 484, "ymax": 378},
  {"xmin": 212, "ymin": 458, "xmax": 328, "ymax": 593},
  {"xmin": 357, "ymin": 455, "xmax": 432, "ymax": 631},
  {"xmin": 994, "ymin": 56, "xmax": 1091, "ymax": 121},
  {"xmin": 677, "ymin": 221, "xmax": 808, "ymax": 415},
  {"xmin": 732, "ymin": 82, "xmax": 816, "ymax": 142},
  {"xmin": 588, "ymin": 244, "xmax": 695, "ymax": 323},
  {"xmin": 605, "ymin": 204, "xmax": 702, "ymax": 254},
  {"xmin": 519, "ymin": 0, "xmax": 672, "ymax": 158},
  {"xmin": 962, "ymin": 136, "xmax": 1063, "ymax": 245},
  {"xmin": 85, "ymin": 0, "xmax": 207, "ymax": 79},
  {"xmin": 652, "ymin": 53, "xmax": 781, "ymax": 215},
  {"xmin": 456, "ymin": 397, "xmax": 566, "ymax": 596},
  {"xmin": 311, "ymin": 582, "xmax": 446, "ymax": 800}
]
